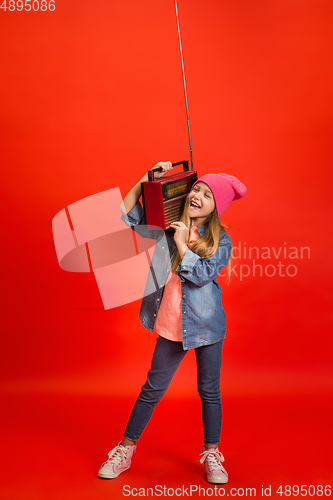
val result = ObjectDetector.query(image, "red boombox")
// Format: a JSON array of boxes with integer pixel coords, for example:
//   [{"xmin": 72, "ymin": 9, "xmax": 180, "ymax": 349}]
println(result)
[{"xmin": 141, "ymin": 161, "xmax": 197, "ymax": 230}]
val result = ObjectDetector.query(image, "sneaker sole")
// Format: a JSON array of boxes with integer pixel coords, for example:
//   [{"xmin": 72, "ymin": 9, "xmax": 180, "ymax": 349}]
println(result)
[
  {"xmin": 98, "ymin": 466, "xmax": 130, "ymax": 479},
  {"xmin": 207, "ymin": 476, "xmax": 228, "ymax": 484}
]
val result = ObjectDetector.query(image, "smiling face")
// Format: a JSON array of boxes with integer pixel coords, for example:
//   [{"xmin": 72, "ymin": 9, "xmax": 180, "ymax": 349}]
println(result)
[{"xmin": 187, "ymin": 182, "xmax": 216, "ymax": 226}]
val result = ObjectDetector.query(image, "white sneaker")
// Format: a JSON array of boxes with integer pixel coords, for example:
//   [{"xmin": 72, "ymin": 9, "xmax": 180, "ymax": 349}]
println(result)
[{"xmin": 200, "ymin": 446, "xmax": 228, "ymax": 484}]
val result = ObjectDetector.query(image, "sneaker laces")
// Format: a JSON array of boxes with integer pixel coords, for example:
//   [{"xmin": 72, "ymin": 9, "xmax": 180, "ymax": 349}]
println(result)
[
  {"xmin": 200, "ymin": 448, "xmax": 226, "ymax": 473},
  {"xmin": 102, "ymin": 445, "xmax": 127, "ymax": 468}
]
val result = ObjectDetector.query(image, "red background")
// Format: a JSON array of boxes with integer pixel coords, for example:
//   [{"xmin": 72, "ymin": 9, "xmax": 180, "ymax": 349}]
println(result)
[{"xmin": 1, "ymin": 0, "xmax": 332, "ymax": 498}]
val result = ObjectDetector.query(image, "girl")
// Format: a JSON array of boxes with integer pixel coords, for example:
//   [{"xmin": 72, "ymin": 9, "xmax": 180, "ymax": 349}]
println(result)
[{"xmin": 98, "ymin": 161, "xmax": 247, "ymax": 483}]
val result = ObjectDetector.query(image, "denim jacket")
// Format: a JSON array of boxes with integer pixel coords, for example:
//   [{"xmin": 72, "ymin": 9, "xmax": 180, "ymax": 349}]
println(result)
[{"xmin": 120, "ymin": 201, "xmax": 232, "ymax": 350}]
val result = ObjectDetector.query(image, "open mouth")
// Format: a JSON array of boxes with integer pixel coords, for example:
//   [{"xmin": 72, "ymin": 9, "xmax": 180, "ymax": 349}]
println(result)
[{"xmin": 190, "ymin": 200, "xmax": 201, "ymax": 210}]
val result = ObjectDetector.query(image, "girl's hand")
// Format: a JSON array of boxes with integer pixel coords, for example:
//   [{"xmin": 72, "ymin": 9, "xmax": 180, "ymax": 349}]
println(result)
[
  {"xmin": 152, "ymin": 161, "xmax": 173, "ymax": 179},
  {"xmin": 121, "ymin": 161, "xmax": 172, "ymax": 215},
  {"xmin": 170, "ymin": 221, "xmax": 188, "ymax": 259}
]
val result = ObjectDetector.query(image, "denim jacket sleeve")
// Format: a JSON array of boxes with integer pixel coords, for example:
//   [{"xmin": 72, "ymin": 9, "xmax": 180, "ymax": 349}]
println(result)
[
  {"xmin": 176, "ymin": 231, "xmax": 232, "ymax": 287},
  {"xmin": 120, "ymin": 200, "xmax": 164, "ymax": 241}
]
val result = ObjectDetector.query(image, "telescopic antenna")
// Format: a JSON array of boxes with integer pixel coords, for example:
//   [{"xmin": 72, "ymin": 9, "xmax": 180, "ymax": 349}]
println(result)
[{"xmin": 174, "ymin": 0, "xmax": 193, "ymax": 172}]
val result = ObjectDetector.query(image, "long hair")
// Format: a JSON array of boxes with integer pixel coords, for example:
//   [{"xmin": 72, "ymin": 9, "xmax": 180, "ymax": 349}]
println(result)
[{"xmin": 170, "ymin": 195, "xmax": 233, "ymax": 284}]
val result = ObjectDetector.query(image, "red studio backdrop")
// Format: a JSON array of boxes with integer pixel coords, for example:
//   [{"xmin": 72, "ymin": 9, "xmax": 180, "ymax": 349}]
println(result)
[{"xmin": 1, "ymin": 1, "xmax": 332, "ymax": 499}]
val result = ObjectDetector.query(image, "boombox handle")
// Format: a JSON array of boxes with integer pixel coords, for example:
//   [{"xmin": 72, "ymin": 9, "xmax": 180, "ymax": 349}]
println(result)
[{"xmin": 147, "ymin": 160, "xmax": 189, "ymax": 182}]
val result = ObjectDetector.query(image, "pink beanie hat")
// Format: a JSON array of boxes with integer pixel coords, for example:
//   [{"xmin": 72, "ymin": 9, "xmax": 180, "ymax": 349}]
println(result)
[{"xmin": 192, "ymin": 173, "xmax": 247, "ymax": 216}]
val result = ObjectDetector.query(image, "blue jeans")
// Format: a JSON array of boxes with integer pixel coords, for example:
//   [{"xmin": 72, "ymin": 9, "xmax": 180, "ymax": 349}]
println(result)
[{"xmin": 124, "ymin": 336, "xmax": 224, "ymax": 445}]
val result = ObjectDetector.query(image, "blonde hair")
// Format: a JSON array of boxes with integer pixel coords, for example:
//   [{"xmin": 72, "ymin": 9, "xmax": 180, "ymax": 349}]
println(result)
[{"xmin": 171, "ymin": 195, "xmax": 233, "ymax": 284}]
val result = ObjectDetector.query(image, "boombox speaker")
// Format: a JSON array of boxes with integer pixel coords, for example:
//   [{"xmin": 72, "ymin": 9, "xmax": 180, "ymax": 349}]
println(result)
[{"xmin": 141, "ymin": 161, "xmax": 197, "ymax": 230}]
